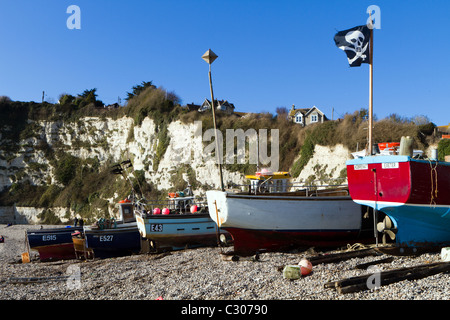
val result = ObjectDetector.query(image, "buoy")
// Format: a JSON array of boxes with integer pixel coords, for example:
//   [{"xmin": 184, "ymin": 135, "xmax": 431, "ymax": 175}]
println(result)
[
  {"xmin": 162, "ymin": 208, "xmax": 170, "ymax": 215},
  {"xmin": 153, "ymin": 208, "xmax": 161, "ymax": 215},
  {"xmin": 282, "ymin": 265, "xmax": 301, "ymax": 280},
  {"xmin": 298, "ymin": 258, "xmax": 313, "ymax": 276},
  {"xmin": 190, "ymin": 205, "xmax": 198, "ymax": 213}
]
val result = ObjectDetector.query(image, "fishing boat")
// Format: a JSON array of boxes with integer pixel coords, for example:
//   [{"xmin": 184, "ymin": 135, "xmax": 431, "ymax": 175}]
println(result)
[
  {"xmin": 83, "ymin": 198, "xmax": 142, "ymax": 259},
  {"xmin": 26, "ymin": 225, "xmax": 83, "ymax": 262},
  {"xmin": 135, "ymin": 187, "xmax": 227, "ymax": 252},
  {"xmin": 347, "ymin": 141, "xmax": 450, "ymax": 252},
  {"xmin": 206, "ymin": 170, "xmax": 374, "ymax": 255}
]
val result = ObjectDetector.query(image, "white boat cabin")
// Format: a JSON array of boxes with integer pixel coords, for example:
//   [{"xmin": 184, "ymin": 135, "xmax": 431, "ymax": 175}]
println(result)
[{"xmin": 118, "ymin": 199, "xmax": 135, "ymax": 223}]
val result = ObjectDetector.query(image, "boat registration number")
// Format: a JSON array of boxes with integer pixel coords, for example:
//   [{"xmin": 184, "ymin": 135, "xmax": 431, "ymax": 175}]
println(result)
[
  {"xmin": 150, "ymin": 224, "xmax": 163, "ymax": 232},
  {"xmin": 353, "ymin": 164, "xmax": 368, "ymax": 170},
  {"xmin": 382, "ymin": 162, "xmax": 399, "ymax": 169},
  {"xmin": 42, "ymin": 235, "xmax": 57, "ymax": 241},
  {"xmin": 100, "ymin": 235, "xmax": 114, "ymax": 242}
]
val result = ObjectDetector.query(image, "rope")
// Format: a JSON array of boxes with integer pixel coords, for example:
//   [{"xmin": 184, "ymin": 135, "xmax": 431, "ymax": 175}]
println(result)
[
  {"xmin": 345, "ymin": 243, "xmax": 369, "ymax": 251},
  {"xmin": 428, "ymin": 159, "xmax": 438, "ymax": 207}
]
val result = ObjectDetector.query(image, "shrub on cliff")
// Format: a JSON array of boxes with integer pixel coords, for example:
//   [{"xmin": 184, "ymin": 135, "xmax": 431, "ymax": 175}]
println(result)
[
  {"xmin": 55, "ymin": 153, "xmax": 79, "ymax": 186},
  {"xmin": 438, "ymin": 139, "xmax": 450, "ymax": 161},
  {"xmin": 124, "ymin": 84, "xmax": 182, "ymax": 126}
]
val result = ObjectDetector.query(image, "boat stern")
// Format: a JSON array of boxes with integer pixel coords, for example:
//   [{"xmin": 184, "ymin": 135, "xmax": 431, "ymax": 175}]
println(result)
[
  {"xmin": 346, "ymin": 155, "xmax": 412, "ymax": 208},
  {"xmin": 135, "ymin": 214, "xmax": 148, "ymax": 238}
]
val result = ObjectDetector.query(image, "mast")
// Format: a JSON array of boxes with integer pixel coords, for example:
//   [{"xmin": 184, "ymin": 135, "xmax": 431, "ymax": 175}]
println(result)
[
  {"xmin": 202, "ymin": 49, "xmax": 225, "ymax": 192},
  {"xmin": 208, "ymin": 65, "xmax": 225, "ymax": 191}
]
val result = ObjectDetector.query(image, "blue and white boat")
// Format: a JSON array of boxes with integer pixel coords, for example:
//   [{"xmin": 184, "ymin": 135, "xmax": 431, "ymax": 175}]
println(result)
[
  {"xmin": 135, "ymin": 189, "xmax": 227, "ymax": 252},
  {"xmin": 83, "ymin": 199, "xmax": 142, "ymax": 258}
]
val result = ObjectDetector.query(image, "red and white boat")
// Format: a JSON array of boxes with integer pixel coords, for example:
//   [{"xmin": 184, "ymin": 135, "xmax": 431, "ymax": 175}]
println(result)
[
  {"xmin": 347, "ymin": 153, "xmax": 450, "ymax": 250},
  {"xmin": 206, "ymin": 171, "xmax": 374, "ymax": 255}
]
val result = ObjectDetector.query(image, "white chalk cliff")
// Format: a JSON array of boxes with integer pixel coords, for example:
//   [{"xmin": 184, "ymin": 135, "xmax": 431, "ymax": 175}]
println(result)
[{"xmin": 0, "ymin": 115, "xmax": 353, "ymax": 223}]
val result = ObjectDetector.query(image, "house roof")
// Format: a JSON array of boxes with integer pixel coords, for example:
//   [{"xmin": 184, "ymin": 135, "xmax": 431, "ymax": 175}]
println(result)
[
  {"xmin": 186, "ymin": 103, "xmax": 200, "ymax": 111},
  {"xmin": 438, "ymin": 123, "xmax": 450, "ymax": 133},
  {"xmin": 289, "ymin": 107, "xmax": 310, "ymax": 118},
  {"xmin": 289, "ymin": 105, "xmax": 329, "ymax": 121},
  {"xmin": 304, "ymin": 106, "xmax": 326, "ymax": 117},
  {"xmin": 200, "ymin": 98, "xmax": 235, "ymax": 110}
]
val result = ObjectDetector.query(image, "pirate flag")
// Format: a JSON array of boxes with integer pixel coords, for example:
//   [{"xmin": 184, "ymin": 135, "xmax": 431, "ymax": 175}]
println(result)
[{"xmin": 334, "ymin": 25, "xmax": 371, "ymax": 67}]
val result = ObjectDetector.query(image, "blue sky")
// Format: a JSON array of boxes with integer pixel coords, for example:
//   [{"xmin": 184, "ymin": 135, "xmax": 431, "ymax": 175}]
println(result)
[{"xmin": 0, "ymin": 0, "xmax": 449, "ymax": 125}]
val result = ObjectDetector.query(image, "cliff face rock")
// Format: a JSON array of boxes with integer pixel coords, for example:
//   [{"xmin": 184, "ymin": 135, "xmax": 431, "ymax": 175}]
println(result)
[
  {"xmin": 0, "ymin": 116, "xmax": 249, "ymax": 194},
  {"xmin": 1, "ymin": 116, "xmax": 135, "ymax": 188},
  {"xmin": 295, "ymin": 144, "xmax": 350, "ymax": 184}
]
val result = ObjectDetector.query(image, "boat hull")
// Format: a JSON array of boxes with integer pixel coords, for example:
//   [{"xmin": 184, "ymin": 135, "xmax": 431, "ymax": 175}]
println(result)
[
  {"xmin": 347, "ymin": 155, "xmax": 450, "ymax": 248},
  {"xmin": 206, "ymin": 190, "xmax": 370, "ymax": 255},
  {"xmin": 27, "ymin": 227, "xmax": 82, "ymax": 261},
  {"xmin": 135, "ymin": 213, "xmax": 221, "ymax": 250},
  {"xmin": 84, "ymin": 222, "xmax": 141, "ymax": 259}
]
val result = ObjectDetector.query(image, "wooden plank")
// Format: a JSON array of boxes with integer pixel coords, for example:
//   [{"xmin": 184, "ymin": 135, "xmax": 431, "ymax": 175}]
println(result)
[
  {"xmin": 327, "ymin": 262, "xmax": 442, "ymax": 289},
  {"xmin": 338, "ymin": 263, "xmax": 450, "ymax": 294},
  {"xmin": 308, "ymin": 248, "xmax": 379, "ymax": 265},
  {"xmin": 324, "ymin": 262, "xmax": 450, "ymax": 294},
  {"xmin": 354, "ymin": 257, "xmax": 395, "ymax": 269}
]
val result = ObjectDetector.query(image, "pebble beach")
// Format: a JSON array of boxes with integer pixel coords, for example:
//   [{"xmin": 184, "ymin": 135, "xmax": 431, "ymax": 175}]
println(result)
[{"xmin": 2, "ymin": 223, "xmax": 450, "ymax": 304}]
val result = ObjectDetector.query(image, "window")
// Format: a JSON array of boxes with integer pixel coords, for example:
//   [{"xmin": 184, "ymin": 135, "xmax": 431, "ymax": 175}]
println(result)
[
  {"xmin": 311, "ymin": 113, "xmax": 318, "ymax": 123},
  {"xmin": 295, "ymin": 113, "xmax": 303, "ymax": 123}
]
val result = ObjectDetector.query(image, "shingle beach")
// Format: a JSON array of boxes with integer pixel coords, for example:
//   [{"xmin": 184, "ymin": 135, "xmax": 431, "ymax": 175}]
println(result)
[{"xmin": 1, "ymin": 224, "xmax": 450, "ymax": 302}]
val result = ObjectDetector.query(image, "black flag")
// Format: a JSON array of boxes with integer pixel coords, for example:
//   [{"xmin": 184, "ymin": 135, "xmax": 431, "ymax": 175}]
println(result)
[{"xmin": 334, "ymin": 25, "xmax": 371, "ymax": 67}]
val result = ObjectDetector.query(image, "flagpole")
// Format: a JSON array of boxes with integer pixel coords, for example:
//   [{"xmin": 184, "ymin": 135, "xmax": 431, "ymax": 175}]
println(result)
[
  {"xmin": 368, "ymin": 22, "xmax": 374, "ymax": 155},
  {"xmin": 367, "ymin": 19, "xmax": 378, "ymax": 246}
]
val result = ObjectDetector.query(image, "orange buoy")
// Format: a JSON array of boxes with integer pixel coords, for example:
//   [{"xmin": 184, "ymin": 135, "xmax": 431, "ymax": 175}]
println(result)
[
  {"xmin": 190, "ymin": 205, "xmax": 198, "ymax": 213},
  {"xmin": 153, "ymin": 208, "xmax": 161, "ymax": 215},
  {"xmin": 299, "ymin": 258, "xmax": 313, "ymax": 276},
  {"xmin": 162, "ymin": 208, "xmax": 170, "ymax": 215}
]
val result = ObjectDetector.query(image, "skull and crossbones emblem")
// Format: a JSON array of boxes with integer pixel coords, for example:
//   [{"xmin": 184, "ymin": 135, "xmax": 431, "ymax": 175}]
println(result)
[{"xmin": 339, "ymin": 30, "xmax": 369, "ymax": 65}]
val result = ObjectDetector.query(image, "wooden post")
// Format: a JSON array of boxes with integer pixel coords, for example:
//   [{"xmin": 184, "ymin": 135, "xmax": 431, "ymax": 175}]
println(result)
[{"xmin": 214, "ymin": 200, "xmax": 223, "ymax": 252}]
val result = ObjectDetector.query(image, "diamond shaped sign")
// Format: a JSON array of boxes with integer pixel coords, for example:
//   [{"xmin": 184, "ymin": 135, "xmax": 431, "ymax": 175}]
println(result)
[{"xmin": 202, "ymin": 49, "xmax": 218, "ymax": 64}]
